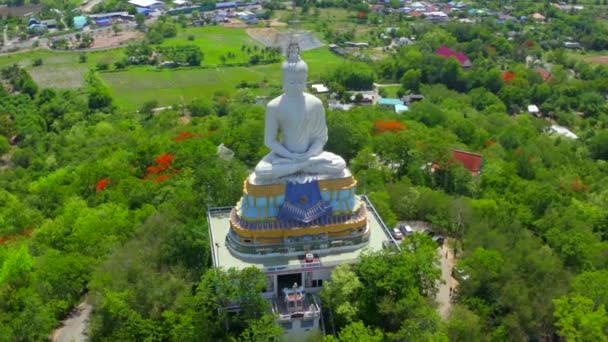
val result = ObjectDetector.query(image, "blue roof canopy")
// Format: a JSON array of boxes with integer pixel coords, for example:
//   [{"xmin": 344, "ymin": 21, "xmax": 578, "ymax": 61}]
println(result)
[
  {"xmin": 378, "ymin": 98, "xmax": 404, "ymax": 106},
  {"xmin": 73, "ymin": 15, "xmax": 87, "ymax": 29},
  {"xmin": 395, "ymin": 104, "xmax": 409, "ymax": 113}
]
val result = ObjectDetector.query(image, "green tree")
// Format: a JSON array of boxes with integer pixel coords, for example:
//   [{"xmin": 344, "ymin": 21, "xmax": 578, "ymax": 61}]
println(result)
[
  {"xmin": 112, "ymin": 22, "xmax": 121, "ymax": 36},
  {"xmin": 554, "ymin": 295, "xmax": 608, "ymax": 342},
  {"xmin": 135, "ymin": 13, "xmax": 146, "ymax": 29},
  {"xmin": 588, "ymin": 130, "xmax": 608, "ymax": 160},
  {"xmin": 320, "ymin": 264, "xmax": 362, "ymax": 328},
  {"xmin": 237, "ymin": 314, "xmax": 283, "ymax": 341},
  {"xmin": 401, "ymin": 69, "xmax": 421, "ymax": 92},
  {"xmin": 324, "ymin": 321, "xmax": 384, "ymax": 342},
  {"xmin": 445, "ymin": 305, "xmax": 482, "ymax": 342},
  {"xmin": 0, "ymin": 135, "xmax": 9, "ymax": 155}
]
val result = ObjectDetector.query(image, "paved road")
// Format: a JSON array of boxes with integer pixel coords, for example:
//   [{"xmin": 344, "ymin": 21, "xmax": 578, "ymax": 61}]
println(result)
[
  {"xmin": 51, "ymin": 301, "xmax": 91, "ymax": 342},
  {"xmin": 436, "ymin": 242, "xmax": 457, "ymax": 319},
  {"xmin": 0, "ymin": 22, "xmax": 136, "ymax": 54},
  {"xmin": 80, "ymin": 0, "xmax": 106, "ymax": 13},
  {"xmin": 398, "ymin": 221, "xmax": 456, "ymax": 318},
  {"xmin": 373, "ymin": 82, "xmax": 401, "ymax": 88}
]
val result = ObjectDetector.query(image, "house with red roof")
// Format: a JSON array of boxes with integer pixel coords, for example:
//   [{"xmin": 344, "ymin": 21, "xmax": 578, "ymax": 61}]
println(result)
[
  {"xmin": 452, "ymin": 150, "xmax": 483, "ymax": 175},
  {"xmin": 436, "ymin": 46, "xmax": 472, "ymax": 68},
  {"xmin": 535, "ymin": 67, "xmax": 553, "ymax": 82},
  {"xmin": 428, "ymin": 150, "xmax": 484, "ymax": 176}
]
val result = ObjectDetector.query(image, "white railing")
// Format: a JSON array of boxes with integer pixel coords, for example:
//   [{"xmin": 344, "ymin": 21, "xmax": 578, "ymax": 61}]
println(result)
[
  {"xmin": 272, "ymin": 296, "xmax": 321, "ymax": 322},
  {"xmin": 362, "ymin": 195, "xmax": 401, "ymax": 251}
]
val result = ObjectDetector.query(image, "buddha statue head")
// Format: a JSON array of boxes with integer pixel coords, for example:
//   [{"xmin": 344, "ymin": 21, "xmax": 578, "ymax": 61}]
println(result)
[{"xmin": 282, "ymin": 41, "xmax": 308, "ymax": 97}]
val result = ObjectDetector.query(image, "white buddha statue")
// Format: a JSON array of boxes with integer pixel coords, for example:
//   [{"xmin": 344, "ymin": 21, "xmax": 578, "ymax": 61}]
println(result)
[{"xmin": 253, "ymin": 45, "xmax": 346, "ymax": 182}]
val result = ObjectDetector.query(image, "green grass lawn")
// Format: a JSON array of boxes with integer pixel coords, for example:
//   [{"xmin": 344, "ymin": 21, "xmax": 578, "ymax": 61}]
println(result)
[
  {"xmin": 101, "ymin": 63, "xmax": 281, "ymax": 110},
  {"xmin": 0, "ymin": 48, "xmax": 125, "ymax": 89},
  {"xmin": 100, "ymin": 46, "xmax": 347, "ymax": 110},
  {"xmin": 381, "ymin": 85, "xmax": 401, "ymax": 98},
  {"xmin": 161, "ymin": 26, "xmax": 265, "ymax": 65},
  {"xmin": 0, "ymin": 27, "xmax": 348, "ymax": 111}
]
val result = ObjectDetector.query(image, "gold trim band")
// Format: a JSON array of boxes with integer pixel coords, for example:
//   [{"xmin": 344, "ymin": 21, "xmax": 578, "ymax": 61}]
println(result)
[{"xmin": 244, "ymin": 176, "xmax": 357, "ymax": 197}]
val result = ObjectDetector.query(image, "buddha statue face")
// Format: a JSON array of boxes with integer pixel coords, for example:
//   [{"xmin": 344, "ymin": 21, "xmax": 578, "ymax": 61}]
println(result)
[{"xmin": 282, "ymin": 59, "xmax": 308, "ymax": 97}]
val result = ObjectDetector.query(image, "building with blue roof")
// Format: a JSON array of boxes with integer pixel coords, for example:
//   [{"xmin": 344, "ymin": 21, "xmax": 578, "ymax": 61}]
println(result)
[
  {"xmin": 378, "ymin": 97, "xmax": 404, "ymax": 107},
  {"xmin": 73, "ymin": 16, "xmax": 87, "ymax": 30},
  {"xmin": 216, "ymin": 1, "xmax": 237, "ymax": 9},
  {"xmin": 395, "ymin": 104, "xmax": 409, "ymax": 113}
]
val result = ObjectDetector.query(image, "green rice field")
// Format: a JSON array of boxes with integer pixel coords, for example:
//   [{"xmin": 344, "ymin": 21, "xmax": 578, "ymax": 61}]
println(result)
[
  {"xmin": 100, "ymin": 46, "xmax": 347, "ymax": 110},
  {"xmin": 0, "ymin": 26, "xmax": 348, "ymax": 110}
]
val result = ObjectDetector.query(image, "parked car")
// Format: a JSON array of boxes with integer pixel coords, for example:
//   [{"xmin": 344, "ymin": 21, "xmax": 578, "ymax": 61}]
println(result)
[
  {"xmin": 452, "ymin": 266, "xmax": 470, "ymax": 281},
  {"xmin": 399, "ymin": 224, "xmax": 414, "ymax": 236},
  {"xmin": 392, "ymin": 228, "xmax": 403, "ymax": 240},
  {"xmin": 432, "ymin": 234, "xmax": 445, "ymax": 246}
]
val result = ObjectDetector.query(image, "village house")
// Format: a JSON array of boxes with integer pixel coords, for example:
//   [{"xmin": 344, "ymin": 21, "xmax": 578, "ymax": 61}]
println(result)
[
  {"xmin": 128, "ymin": 0, "xmax": 165, "ymax": 11},
  {"xmin": 451, "ymin": 150, "xmax": 484, "ymax": 176},
  {"xmin": 436, "ymin": 46, "xmax": 472, "ymax": 68}
]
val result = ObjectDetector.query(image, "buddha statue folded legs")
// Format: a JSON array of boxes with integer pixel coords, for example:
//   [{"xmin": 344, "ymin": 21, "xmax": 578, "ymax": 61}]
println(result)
[{"xmin": 254, "ymin": 151, "xmax": 347, "ymax": 181}]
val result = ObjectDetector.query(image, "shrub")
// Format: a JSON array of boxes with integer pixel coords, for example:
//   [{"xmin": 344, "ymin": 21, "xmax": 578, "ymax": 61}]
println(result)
[
  {"xmin": 0, "ymin": 135, "xmax": 9, "ymax": 155},
  {"xmin": 114, "ymin": 61, "xmax": 126, "ymax": 69},
  {"xmin": 96, "ymin": 62, "xmax": 109, "ymax": 71}
]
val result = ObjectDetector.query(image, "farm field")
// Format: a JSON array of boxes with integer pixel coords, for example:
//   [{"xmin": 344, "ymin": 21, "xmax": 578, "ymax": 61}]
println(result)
[
  {"xmin": 0, "ymin": 26, "xmax": 346, "ymax": 109},
  {"xmin": 0, "ymin": 49, "xmax": 125, "ymax": 88},
  {"xmin": 101, "ymin": 64, "xmax": 280, "ymax": 110},
  {"xmin": 100, "ymin": 46, "xmax": 347, "ymax": 110},
  {"xmin": 161, "ymin": 26, "xmax": 265, "ymax": 65}
]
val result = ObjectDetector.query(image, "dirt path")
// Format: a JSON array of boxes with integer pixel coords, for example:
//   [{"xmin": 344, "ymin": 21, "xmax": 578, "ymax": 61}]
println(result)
[
  {"xmin": 3, "ymin": 25, "xmax": 9, "ymax": 46},
  {"xmin": 586, "ymin": 55, "xmax": 608, "ymax": 64},
  {"xmin": 50, "ymin": 300, "xmax": 92, "ymax": 342},
  {"xmin": 80, "ymin": 0, "xmax": 105, "ymax": 13},
  {"xmin": 89, "ymin": 30, "xmax": 143, "ymax": 49},
  {"xmin": 373, "ymin": 82, "xmax": 401, "ymax": 88},
  {"xmin": 436, "ymin": 242, "xmax": 457, "ymax": 319}
]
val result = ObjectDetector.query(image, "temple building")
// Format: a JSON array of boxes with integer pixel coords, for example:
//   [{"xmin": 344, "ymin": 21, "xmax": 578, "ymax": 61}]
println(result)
[{"xmin": 207, "ymin": 39, "xmax": 393, "ymax": 340}]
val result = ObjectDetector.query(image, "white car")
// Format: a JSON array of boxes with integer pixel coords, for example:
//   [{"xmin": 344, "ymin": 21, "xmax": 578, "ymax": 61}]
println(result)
[
  {"xmin": 400, "ymin": 224, "xmax": 414, "ymax": 235},
  {"xmin": 392, "ymin": 228, "xmax": 403, "ymax": 240}
]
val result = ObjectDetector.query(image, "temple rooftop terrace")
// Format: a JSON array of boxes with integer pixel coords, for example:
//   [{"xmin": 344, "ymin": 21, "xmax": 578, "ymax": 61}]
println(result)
[
  {"xmin": 208, "ymin": 196, "xmax": 396, "ymax": 273},
  {"xmin": 272, "ymin": 288, "xmax": 321, "ymax": 322}
]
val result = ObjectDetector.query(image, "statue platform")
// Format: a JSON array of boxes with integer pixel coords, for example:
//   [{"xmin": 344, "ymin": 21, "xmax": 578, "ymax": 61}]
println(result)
[{"xmin": 227, "ymin": 171, "xmax": 369, "ymax": 255}]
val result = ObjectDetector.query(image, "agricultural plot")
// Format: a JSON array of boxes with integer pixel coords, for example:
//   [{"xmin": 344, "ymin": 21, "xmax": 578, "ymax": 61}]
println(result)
[
  {"xmin": 0, "ymin": 26, "xmax": 346, "ymax": 108},
  {"xmin": 0, "ymin": 52, "xmax": 88, "ymax": 89},
  {"xmin": 0, "ymin": 49, "xmax": 125, "ymax": 89},
  {"xmin": 101, "ymin": 63, "xmax": 281, "ymax": 110},
  {"xmin": 29, "ymin": 65, "xmax": 88, "ymax": 89},
  {"xmin": 585, "ymin": 55, "xmax": 608, "ymax": 64},
  {"xmin": 100, "ymin": 46, "xmax": 345, "ymax": 110},
  {"xmin": 161, "ymin": 26, "xmax": 264, "ymax": 65}
]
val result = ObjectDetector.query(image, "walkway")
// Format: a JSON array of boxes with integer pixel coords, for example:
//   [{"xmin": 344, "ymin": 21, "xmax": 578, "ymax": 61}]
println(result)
[
  {"xmin": 436, "ymin": 241, "xmax": 457, "ymax": 319},
  {"xmin": 50, "ymin": 300, "xmax": 91, "ymax": 342}
]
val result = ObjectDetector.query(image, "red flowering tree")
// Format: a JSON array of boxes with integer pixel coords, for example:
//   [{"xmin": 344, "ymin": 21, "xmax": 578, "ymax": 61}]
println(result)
[
  {"xmin": 96, "ymin": 178, "xmax": 110, "ymax": 192},
  {"xmin": 143, "ymin": 153, "xmax": 178, "ymax": 182},
  {"xmin": 155, "ymin": 153, "xmax": 175, "ymax": 165},
  {"xmin": 154, "ymin": 175, "xmax": 171, "ymax": 183},
  {"xmin": 173, "ymin": 132, "xmax": 202, "ymax": 142},
  {"xmin": 572, "ymin": 177, "xmax": 590, "ymax": 192},
  {"xmin": 502, "ymin": 71, "xmax": 516, "ymax": 82},
  {"xmin": 374, "ymin": 120, "xmax": 407, "ymax": 134}
]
